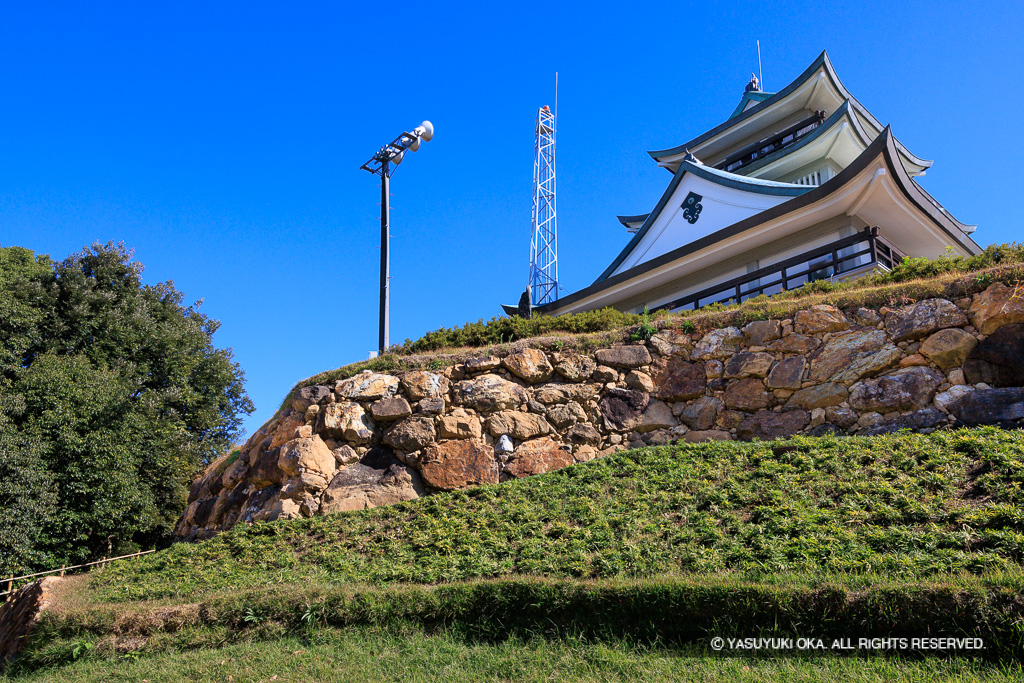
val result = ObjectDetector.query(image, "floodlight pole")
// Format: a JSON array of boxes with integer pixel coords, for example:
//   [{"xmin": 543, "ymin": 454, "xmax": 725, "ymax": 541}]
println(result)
[
  {"xmin": 379, "ymin": 166, "xmax": 390, "ymax": 353},
  {"xmin": 360, "ymin": 120, "xmax": 433, "ymax": 356}
]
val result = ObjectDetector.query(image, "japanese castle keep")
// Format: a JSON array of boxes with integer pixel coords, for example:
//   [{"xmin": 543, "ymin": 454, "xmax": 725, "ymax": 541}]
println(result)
[{"xmin": 540, "ymin": 51, "xmax": 981, "ymax": 316}]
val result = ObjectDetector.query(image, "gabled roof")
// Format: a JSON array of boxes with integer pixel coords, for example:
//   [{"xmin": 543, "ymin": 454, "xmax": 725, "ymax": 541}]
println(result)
[
  {"xmin": 648, "ymin": 51, "xmax": 933, "ymax": 175},
  {"xmin": 539, "ymin": 129, "xmax": 979, "ymax": 316},
  {"xmin": 595, "ymin": 161, "xmax": 812, "ymax": 283},
  {"xmin": 728, "ymin": 90, "xmax": 774, "ymax": 119}
]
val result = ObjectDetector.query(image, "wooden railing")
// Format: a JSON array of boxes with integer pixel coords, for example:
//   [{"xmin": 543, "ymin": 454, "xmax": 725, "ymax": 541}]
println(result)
[
  {"xmin": 1, "ymin": 549, "xmax": 156, "ymax": 600},
  {"xmin": 717, "ymin": 110, "xmax": 828, "ymax": 174},
  {"xmin": 652, "ymin": 227, "xmax": 905, "ymax": 313}
]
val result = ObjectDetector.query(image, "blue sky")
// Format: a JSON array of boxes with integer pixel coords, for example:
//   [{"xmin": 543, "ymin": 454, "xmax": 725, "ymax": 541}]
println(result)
[{"xmin": 2, "ymin": 1, "xmax": 1021, "ymax": 438}]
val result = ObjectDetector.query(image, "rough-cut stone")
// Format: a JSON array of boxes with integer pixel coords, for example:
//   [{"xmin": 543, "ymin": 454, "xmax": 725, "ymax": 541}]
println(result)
[
  {"xmin": 370, "ymin": 396, "xmax": 412, "ymax": 422},
  {"xmin": 736, "ymin": 410, "xmax": 810, "ymax": 441},
  {"xmin": 724, "ymin": 352, "xmax": 775, "ymax": 379},
  {"xmin": 278, "ymin": 436, "xmax": 337, "ymax": 480},
  {"xmin": 574, "ymin": 445, "xmax": 599, "ymax": 462},
  {"xmin": 567, "ymin": 423, "xmax": 602, "ymax": 447},
  {"xmin": 595, "ymin": 345, "xmax": 652, "ymax": 368},
  {"xmin": 724, "ymin": 378, "xmax": 771, "ymax": 411},
  {"xmin": 269, "ymin": 412, "xmax": 305, "ymax": 449},
  {"xmin": 949, "ymin": 387, "xmax": 1024, "ymax": 427},
  {"xmin": 436, "ymin": 408, "xmax": 483, "ymax": 440},
  {"xmin": 968, "ymin": 282, "xmax": 1024, "ymax": 334},
  {"xmin": 919, "ymin": 328, "xmax": 977, "ymax": 370},
  {"xmin": 332, "ymin": 444, "xmax": 360, "ymax": 466},
  {"xmin": 600, "ymin": 388, "xmax": 650, "ymax": 431},
  {"xmin": 418, "ymin": 397, "xmax": 445, "ymax": 414},
  {"xmin": 507, "ymin": 437, "xmax": 574, "ymax": 478},
  {"xmin": 852, "ymin": 308, "xmax": 882, "ymax": 326},
  {"xmin": 495, "ymin": 435, "xmax": 514, "ymax": 454},
  {"xmin": 317, "ymin": 402, "xmax": 375, "ymax": 444},
  {"xmin": 786, "ymin": 383, "xmax": 849, "ymax": 409},
  {"xmin": 962, "ymin": 324, "xmax": 1024, "ymax": 387},
  {"xmin": 717, "ymin": 410, "xmax": 745, "ymax": 430},
  {"xmin": 648, "ymin": 332, "xmax": 690, "ymax": 357},
  {"xmin": 592, "ymin": 365, "xmax": 617, "ymax": 383},
  {"xmin": 221, "ymin": 457, "xmax": 249, "ymax": 490},
  {"xmin": 884, "ymin": 298, "xmax": 967, "ymax": 342},
  {"xmin": 420, "ymin": 439, "xmax": 498, "ymax": 490},
  {"xmin": 650, "ymin": 355, "xmax": 706, "ymax": 401},
  {"xmin": 319, "ymin": 447, "xmax": 424, "ymax": 514},
  {"xmin": 485, "ymin": 410, "xmax": 552, "ymax": 440},
  {"xmin": 768, "ymin": 334, "xmax": 821, "ymax": 355},
  {"xmin": 335, "ymin": 371, "xmax": 400, "ymax": 401},
  {"xmin": 849, "ymin": 367, "xmax": 945, "ymax": 413},
  {"xmin": 553, "ymin": 353, "xmax": 596, "ymax": 382},
  {"xmin": 862, "ymin": 408, "xmax": 948, "ymax": 435},
  {"xmin": 383, "ymin": 416, "xmax": 437, "ymax": 452},
  {"xmin": 809, "ymin": 329, "xmax": 901, "ymax": 384},
  {"xmin": 455, "ymin": 375, "xmax": 528, "ymax": 412},
  {"xmin": 624, "ymin": 370, "xmax": 655, "ymax": 392},
  {"xmin": 635, "ymin": 399, "xmax": 677, "ymax": 433},
  {"xmin": 684, "ymin": 430, "xmax": 733, "ymax": 443},
  {"xmin": 679, "ymin": 396, "xmax": 722, "ymax": 431},
  {"xmin": 742, "ymin": 320, "xmax": 782, "ymax": 346},
  {"xmin": 899, "ymin": 354, "xmax": 931, "ymax": 367},
  {"xmin": 547, "ymin": 401, "xmax": 587, "ymax": 429},
  {"xmin": 826, "ymin": 405, "xmax": 859, "ymax": 428},
  {"xmin": 691, "ymin": 327, "xmax": 743, "ymax": 360},
  {"xmin": 533, "ymin": 382, "xmax": 601, "ymax": 405},
  {"xmin": 794, "ymin": 305, "xmax": 849, "ymax": 335},
  {"xmin": 766, "ymin": 356, "xmax": 805, "ymax": 390},
  {"xmin": 401, "ymin": 371, "xmax": 450, "ymax": 400},
  {"xmin": 502, "ymin": 348, "xmax": 554, "ymax": 383},
  {"xmin": 934, "ymin": 385, "xmax": 975, "ymax": 411},
  {"xmin": 464, "ymin": 356, "xmax": 500, "ymax": 373},
  {"xmin": 291, "ymin": 385, "xmax": 332, "ymax": 413}
]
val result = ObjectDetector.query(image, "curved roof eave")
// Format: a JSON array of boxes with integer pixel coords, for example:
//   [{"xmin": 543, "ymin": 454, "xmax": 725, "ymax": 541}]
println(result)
[
  {"xmin": 594, "ymin": 162, "xmax": 811, "ymax": 284},
  {"xmin": 616, "ymin": 213, "xmax": 650, "ymax": 228},
  {"xmin": 543, "ymin": 130, "xmax": 978, "ymax": 316},
  {"xmin": 740, "ymin": 100, "xmax": 860, "ymax": 175},
  {"xmin": 648, "ymin": 51, "xmax": 934, "ymax": 171}
]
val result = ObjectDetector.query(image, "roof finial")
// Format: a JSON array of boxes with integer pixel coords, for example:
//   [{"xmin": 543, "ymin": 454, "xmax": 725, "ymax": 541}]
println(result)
[
  {"xmin": 745, "ymin": 72, "xmax": 760, "ymax": 93},
  {"xmin": 682, "ymin": 148, "xmax": 703, "ymax": 165}
]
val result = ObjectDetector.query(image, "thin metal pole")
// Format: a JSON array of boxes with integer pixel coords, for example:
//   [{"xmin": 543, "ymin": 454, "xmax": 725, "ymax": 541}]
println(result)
[{"xmin": 379, "ymin": 165, "xmax": 390, "ymax": 353}]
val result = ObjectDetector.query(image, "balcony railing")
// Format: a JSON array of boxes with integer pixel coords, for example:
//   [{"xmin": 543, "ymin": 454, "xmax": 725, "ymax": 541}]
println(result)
[
  {"xmin": 652, "ymin": 227, "xmax": 906, "ymax": 313},
  {"xmin": 717, "ymin": 110, "xmax": 828, "ymax": 174}
]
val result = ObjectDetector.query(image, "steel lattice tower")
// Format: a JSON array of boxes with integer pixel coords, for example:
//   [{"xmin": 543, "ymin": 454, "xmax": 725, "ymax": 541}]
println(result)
[{"xmin": 529, "ymin": 105, "xmax": 558, "ymax": 306}]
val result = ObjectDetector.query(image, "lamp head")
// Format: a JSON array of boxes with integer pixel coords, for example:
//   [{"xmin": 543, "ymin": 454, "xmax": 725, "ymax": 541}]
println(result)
[{"xmin": 413, "ymin": 120, "xmax": 434, "ymax": 142}]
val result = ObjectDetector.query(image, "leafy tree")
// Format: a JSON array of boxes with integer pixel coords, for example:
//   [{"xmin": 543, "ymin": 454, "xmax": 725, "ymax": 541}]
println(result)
[{"xmin": 0, "ymin": 242, "xmax": 253, "ymax": 573}]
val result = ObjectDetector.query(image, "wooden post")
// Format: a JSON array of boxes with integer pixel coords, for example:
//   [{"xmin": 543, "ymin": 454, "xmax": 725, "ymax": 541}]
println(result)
[
  {"xmin": 5, "ymin": 575, "xmax": 11, "ymax": 595},
  {"xmin": 60, "ymin": 565, "xmax": 66, "ymax": 577}
]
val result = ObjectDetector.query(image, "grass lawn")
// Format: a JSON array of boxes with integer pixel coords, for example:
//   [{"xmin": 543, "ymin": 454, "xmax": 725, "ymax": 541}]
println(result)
[{"xmin": 4, "ymin": 627, "xmax": 1021, "ymax": 683}]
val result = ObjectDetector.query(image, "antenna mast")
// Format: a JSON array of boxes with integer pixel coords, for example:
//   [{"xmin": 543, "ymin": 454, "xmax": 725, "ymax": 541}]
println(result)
[{"xmin": 529, "ymin": 75, "xmax": 558, "ymax": 306}]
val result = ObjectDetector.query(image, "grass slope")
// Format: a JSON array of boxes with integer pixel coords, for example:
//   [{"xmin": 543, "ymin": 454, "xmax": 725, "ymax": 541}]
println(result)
[{"xmin": 95, "ymin": 429, "xmax": 1024, "ymax": 602}]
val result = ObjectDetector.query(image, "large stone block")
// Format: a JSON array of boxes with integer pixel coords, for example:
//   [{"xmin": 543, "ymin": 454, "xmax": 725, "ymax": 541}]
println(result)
[
  {"xmin": 849, "ymin": 367, "xmax": 945, "ymax": 413},
  {"xmin": 691, "ymin": 327, "xmax": 743, "ymax": 361},
  {"xmin": 635, "ymin": 399, "xmax": 678, "ymax": 433},
  {"xmin": 599, "ymin": 388, "xmax": 650, "ymax": 431},
  {"xmin": 400, "ymin": 371, "xmax": 450, "ymax": 400},
  {"xmin": 724, "ymin": 378, "xmax": 771, "ymax": 411},
  {"xmin": 742, "ymin": 320, "xmax": 782, "ymax": 346},
  {"xmin": 650, "ymin": 355, "xmax": 706, "ymax": 401},
  {"xmin": 437, "ymin": 408, "xmax": 483, "ymax": 439},
  {"xmin": 679, "ymin": 396, "xmax": 722, "ymax": 430},
  {"xmin": 794, "ymin": 305, "xmax": 849, "ymax": 335},
  {"xmin": 383, "ymin": 416, "xmax": 437, "ymax": 452},
  {"xmin": 768, "ymin": 334, "xmax": 822, "ymax": 355},
  {"xmin": 553, "ymin": 352, "xmax": 596, "ymax": 382},
  {"xmin": 507, "ymin": 437, "xmax": 574, "ymax": 478},
  {"xmin": 502, "ymin": 348, "xmax": 554, "ymax": 383},
  {"xmin": 724, "ymin": 352, "xmax": 775, "ymax": 379},
  {"xmin": 455, "ymin": 375, "xmax": 528, "ymax": 412},
  {"xmin": 485, "ymin": 410, "xmax": 553, "ymax": 440},
  {"xmin": 861, "ymin": 408, "xmax": 948, "ymax": 435},
  {"xmin": 291, "ymin": 385, "xmax": 332, "ymax": 413},
  {"xmin": 962, "ymin": 324, "xmax": 1024, "ymax": 387},
  {"xmin": 370, "ymin": 396, "xmax": 412, "ymax": 422},
  {"xmin": 595, "ymin": 345, "xmax": 652, "ymax": 368},
  {"xmin": 335, "ymin": 371, "xmax": 400, "ymax": 401},
  {"xmin": 532, "ymin": 382, "xmax": 602, "ymax": 405},
  {"xmin": 968, "ymin": 282, "xmax": 1024, "ymax": 334},
  {"xmin": 736, "ymin": 410, "xmax": 810, "ymax": 440},
  {"xmin": 919, "ymin": 328, "xmax": 978, "ymax": 371},
  {"xmin": 319, "ymin": 447, "xmax": 424, "ymax": 514},
  {"xmin": 949, "ymin": 388, "xmax": 1024, "ymax": 427},
  {"xmin": 884, "ymin": 298, "xmax": 967, "ymax": 342},
  {"xmin": 809, "ymin": 329, "xmax": 901, "ymax": 384},
  {"xmin": 420, "ymin": 439, "xmax": 499, "ymax": 490},
  {"xmin": 546, "ymin": 401, "xmax": 587, "ymax": 428},
  {"xmin": 785, "ymin": 383, "xmax": 848, "ymax": 410},
  {"xmin": 317, "ymin": 402, "xmax": 376, "ymax": 444},
  {"xmin": 278, "ymin": 436, "xmax": 337, "ymax": 481},
  {"xmin": 766, "ymin": 356, "xmax": 805, "ymax": 390}
]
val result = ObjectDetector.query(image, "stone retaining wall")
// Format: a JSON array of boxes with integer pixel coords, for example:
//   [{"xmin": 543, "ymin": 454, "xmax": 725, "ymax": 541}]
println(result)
[{"xmin": 176, "ymin": 282, "xmax": 1024, "ymax": 542}]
